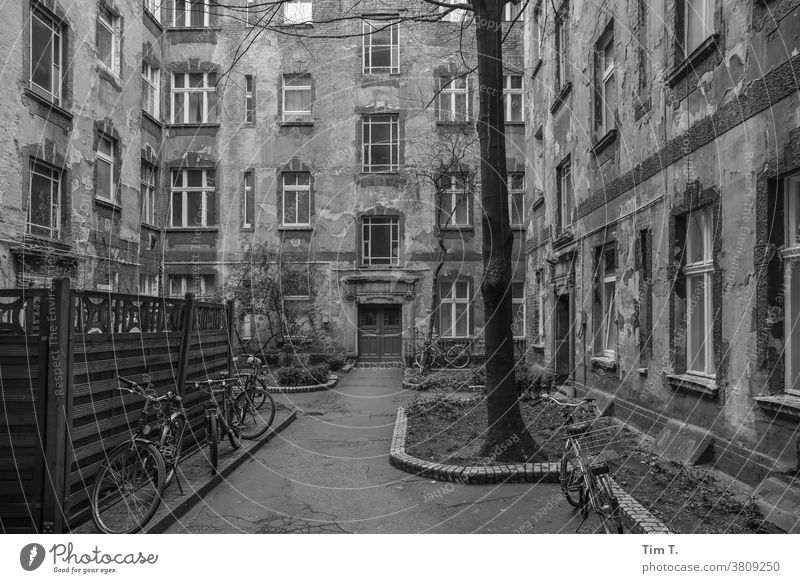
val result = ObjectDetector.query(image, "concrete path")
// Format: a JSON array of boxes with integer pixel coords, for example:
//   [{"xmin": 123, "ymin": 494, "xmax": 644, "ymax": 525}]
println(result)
[{"xmin": 164, "ymin": 368, "xmax": 602, "ymax": 534}]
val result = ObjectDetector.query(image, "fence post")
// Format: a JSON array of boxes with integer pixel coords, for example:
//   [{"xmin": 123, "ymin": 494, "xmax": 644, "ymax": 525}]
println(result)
[
  {"xmin": 176, "ymin": 293, "xmax": 195, "ymax": 396},
  {"xmin": 42, "ymin": 276, "xmax": 71, "ymax": 533},
  {"xmin": 226, "ymin": 300, "xmax": 234, "ymax": 373}
]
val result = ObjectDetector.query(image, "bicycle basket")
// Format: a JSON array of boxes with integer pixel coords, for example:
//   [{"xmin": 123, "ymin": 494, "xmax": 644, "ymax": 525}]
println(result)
[{"xmin": 563, "ymin": 416, "xmax": 621, "ymax": 465}]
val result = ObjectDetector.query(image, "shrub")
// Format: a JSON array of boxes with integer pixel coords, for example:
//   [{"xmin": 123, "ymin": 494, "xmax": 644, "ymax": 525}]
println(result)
[
  {"xmin": 327, "ymin": 354, "xmax": 346, "ymax": 371},
  {"xmin": 275, "ymin": 363, "xmax": 330, "ymax": 386},
  {"xmin": 516, "ymin": 363, "xmax": 555, "ymax": 396},
  {"xmin": 404, "ymin": 368, "xmax": 484, "ymax": 392}
]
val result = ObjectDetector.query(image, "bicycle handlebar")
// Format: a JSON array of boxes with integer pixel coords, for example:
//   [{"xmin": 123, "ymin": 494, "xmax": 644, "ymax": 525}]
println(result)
[
  {"xmin": 116, "ymin": 377, "xmax": 181, "ymax": 402},
  {"xmin": 530, "ymin": 393, "xmax": 601, "ymax": 417}
]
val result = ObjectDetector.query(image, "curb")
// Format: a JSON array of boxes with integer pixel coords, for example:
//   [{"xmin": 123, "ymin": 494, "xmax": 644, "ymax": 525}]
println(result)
[
  {"xmin": 145, "ymin": 410, "xmax": 299, "ymax": 533},
  {"xmin": 266, "ymin": 376, "xmax": 338, "ymax": 394},
  {"xmin": 401, "ymin": 381, "xmax": 485, "ymax": 393},
  {"xmin": 389, "ymin": 406, "xmax": 671, "ymax": 533}
]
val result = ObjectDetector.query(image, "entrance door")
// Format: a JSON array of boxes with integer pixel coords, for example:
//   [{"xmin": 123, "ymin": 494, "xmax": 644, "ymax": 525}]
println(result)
[
  {"xmin": 554, "ymin": 293, "xmax": 572, "ymax": 380},
  {"xmin": 358, "ymin": 304, "xmax": 402, "ymax": 361}
]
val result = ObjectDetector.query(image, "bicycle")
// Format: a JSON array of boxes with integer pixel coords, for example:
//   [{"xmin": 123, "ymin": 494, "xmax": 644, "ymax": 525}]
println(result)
[
  {"xmin": 413, "ymin": 336, "xmax": 471, "ymax": 370},
  {"xmin": 192, "ymin": 375, "xmax": 244, "ymax": 472},
  {"xmin": 232, "ymin": 354, "xmax": 277, "ymax": 439},
  {"xmin": 91, "ymin": 376, "xmax": 187, "ymax": 534},
  {"xmin": 532, "ymin": 393, "xmax": 624, "ymax": 534}
]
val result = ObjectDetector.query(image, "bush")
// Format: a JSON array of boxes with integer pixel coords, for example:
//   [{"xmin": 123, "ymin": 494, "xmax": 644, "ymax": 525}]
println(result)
[
  {"xmin": 327, "ymin": 354, "xmax": 346, "ymax": 371},
  {"xmin": 516, "ymin": 364, "xmax": 555, "ymax": 396},
  {"xmin": 404, "ymin": 368, "xmax": 484, "ymax": 392},
  {"xmin": 275, "ymin": 363, "xmax": 330, "ymax": 386}
]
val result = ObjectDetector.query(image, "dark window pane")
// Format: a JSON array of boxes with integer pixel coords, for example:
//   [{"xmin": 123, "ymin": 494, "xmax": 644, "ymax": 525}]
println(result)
[
  {"xmin": 31, "ymin": 15, "xmax": 53, "ymax": 92},
  {"xmin": 187, "ymin": 191, "xmax": 203, "ymax": 225},
  {"xmin": 96, "ymin": 159, "xmax": 111, "ymax": 199},
  {"xmin": 171, "ymin": 192, "xmax": 183, "ymax": 226}
]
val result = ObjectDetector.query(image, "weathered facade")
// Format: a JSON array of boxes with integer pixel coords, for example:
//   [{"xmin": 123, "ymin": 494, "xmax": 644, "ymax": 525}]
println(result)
[
  {"xmin": 524, "ymin": 0, "xmax": 800, "ymax": 484},
  {"xmin": 0, "ymin": 1, "xmax": 528, "ymax": 363}
]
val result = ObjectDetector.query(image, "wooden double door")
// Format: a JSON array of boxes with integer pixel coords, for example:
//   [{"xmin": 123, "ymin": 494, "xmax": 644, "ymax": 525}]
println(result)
[{"xmin": 358, "ymin": 304, "xmax": 402, "ymax": 361}]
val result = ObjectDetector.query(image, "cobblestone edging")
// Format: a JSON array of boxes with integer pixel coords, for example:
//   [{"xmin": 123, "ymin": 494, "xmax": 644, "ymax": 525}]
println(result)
[
  {"xmin": 265, "ymin": 375, "xmax": 338, "ymax": 394},
  {"xmin": 401, "ymin": 381, "xmax": 485, "ymax": 393},
  {"xmin": 390, "ymin": 407, "xmax": 671, "ymax": 534}
]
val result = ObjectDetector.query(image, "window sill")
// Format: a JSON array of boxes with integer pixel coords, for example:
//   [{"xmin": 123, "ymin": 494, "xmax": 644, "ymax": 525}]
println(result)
[
  {"xmin": 589, "ymin": 128, "xmax": 617, "ymax": 156},
  {"xmin": 166, "ymin": 26, "xmax": 221, "ymax": 32},
  {"xmin": 278, "ymin": 226, "xmax": 313, "ymax": 232},
  {"xmin": 359, "ymin": 264, "xmax": 404, "ymax": 270},
  {"xmin": 23, "ymin": 88, "xmax": 73, "ymax": 121},
  {"xmin": 666, "ymin": 373, "xmax": 719, "ymax": 398},
  {"xmin": 591, "ymin": 356, "xmax": 617, "ymax": 371},
  {"xmin": 754, "ymin": 394, "xmax": 800, "ymax": 422},
  {"xmin": 505, "ymin": 121, "xmax": 526, "ymax": 127},
  {"xmin": 441, "ymin": 225, "xmax": 474, "ymax": 232},
  {"xmin": 95, "ymin": 197, "xmax": 122, "ymax": 212},
  {"xmin": 532, "ymin": 195, "xmax": 545, "ymax": 211},
  {"xmin": 142, "ymin": 110, "xmax": 163, "ymax": 127},
  {"xmin": 144, "ymin": 10, "xmax": 163, "ymax": 31},
  {"xmin": 436, "ymin": 120, "xmax": 474, "ymax": 127},
  {"xmin": 97, "ymin": 66, "xmax": 122, "ymax": 91},
  {"xmin": 667, "ymin": 33, "xmax": 720, "ymax": 88},
  {"xmin": 552, "ymin": 228, "xmax": 575, "ymax": 250},
  {"xmin": 360, "ymin": 170, "xmax": 400, "ymax": 176},
  {"xmin": 531, "ymin": 342, "xmax": 545, "ymax": 351},
  {"xmin": 549, "ymin": 81, "xmax": 572, "ymax": 115},
  {"xmin": 279, "ymin": 120, "xmax": 314, "ymax": 126},
  {"xmin": 140, "ymin": 222, "xmax": 160, "ymax": 230},
  {"xmin": 165, "ymin": 226, "xmax": 219, "ymax": 232},
  {"xmin": 530, "ymin": 59, "xmax": 542, "ymax": 79},
  {"xmin": 511, "ymin": 225, "xmax": 526, "ymax": 231},
  {"xmin": 166, "ymin": 123, "xmax": 220, "ymax": 129}
]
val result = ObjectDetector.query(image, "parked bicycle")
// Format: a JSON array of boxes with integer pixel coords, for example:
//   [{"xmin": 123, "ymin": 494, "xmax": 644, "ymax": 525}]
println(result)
[
  {"xmin": 91, "ymin": 376, "xmax": 187, "ymax": 534},
  {"xmin": 193, "ymin": 376, "xmax": 244, "ymax": 472},
  {"xmin": 531, "ymin": 393, "xmax": 624, "ymax": 534},
  {"xmin": 413, "ymin": 336, "xmax": 470, "ymax": 370},
  {"xmin": 231, "ymin": 354, "xmax": 277, "ymax": 439}
]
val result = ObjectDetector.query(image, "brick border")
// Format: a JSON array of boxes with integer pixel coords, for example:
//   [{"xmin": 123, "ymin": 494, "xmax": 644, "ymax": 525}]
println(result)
[
  {"xmin": 390, "ymin": 407, "xmax": 671, "ymax": 533},
  {"xmin": 266, "ymin": 375, "xmax": 338, "ymax": 394}
]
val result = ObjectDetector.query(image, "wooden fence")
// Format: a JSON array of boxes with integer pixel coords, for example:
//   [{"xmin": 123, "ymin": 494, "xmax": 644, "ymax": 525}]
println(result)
[{"xmin": 0, "ymin": 277, "xmax": 233, "ymax": 533}]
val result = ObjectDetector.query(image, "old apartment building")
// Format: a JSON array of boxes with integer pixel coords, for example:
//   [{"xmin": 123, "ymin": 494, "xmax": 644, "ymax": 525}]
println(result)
[
  {"xmin": 0, "ymin": 0, "xmax": 528, "ymax": 362},
  {"xmin": 524, "ymin": 0, "xmax": 800, "ymax": 484}
]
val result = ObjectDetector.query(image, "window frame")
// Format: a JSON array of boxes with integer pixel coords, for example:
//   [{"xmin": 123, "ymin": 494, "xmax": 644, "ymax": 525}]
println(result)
[
  {"xmin": 362, "ymin": 18, "xmax": 399, "ymax": 75},
  {"xmin": 503, "ymin": 74, "xmax": 524, "ymax": 123},
  {"xmin": 96, "ymin": 136, "xmax": 116, "ymax": 203},
  {"xmin": 556, "ymin": 158, "xmax": 573, "ymax": 228},
  {"xmin": 362, "ymin": 114, "xmax": 399, "ymax": 173},
  {"xmin": 171, "ymin": 72, "xmax": 217, "ymax": 124},
  {"xmin": 172, "ymin": 0, "xmax": 210, "ymax": 28},
  {"xmin": 282, "ymin": 73, "xmax": 312, "ymax": 123},
  {"xmin": 512, "ymin": 281, "xmax": 526, "ymax": 339},
  {"xmin": 138, "ymin": 273, "xmax": 159, "ymax": 296},
  {"xmin": 140, "ymin": 161, "xmax": 157, "ymax": 226},
  {"xmin": 503, "ymin": 2, "xmax": 525, "ymax": 21},
  {"xmin": 783, "ymin": 178, "xmax": 800, "ymax": 394},
  {"xmin": 596, "ymin": 32, "xmax": 615, "ymax": 135},
  {"xmin": 683, "ymin": 0, "xmax": 714, "ymax": 57},
  {"xmin": 361, "ymin": 215, "xmax": 400, "ymax": 267},
  {"xmin": 283, "ymin": 0, "xmax": 312, "ymax": 25},
  {"xmin": 597, "ymin": 247, "xmax": 617, "ymax": 358},
  {"xmin": 439, "ymin": 173, "xmax": 471, "ymax": 228},
  {"xmin": 27, "ymin": 159, "xmax": 62, "ymax": 239},
  {"xmin": 683, "ymin": 206, "xmax": 715, "ymax": 376},
  {"xmin": 29, "ymin": 5, "xmax": 64, "ymax": 105},
  {"xmin": 170, "ymin": 168, "xmax": 215, "ymax": 227},
  {"xmin": 169, "ymin": 274, "xmax": 208, "ymax": 298},
  {"xmin": 244, "ymin": 74, "xmax": 255, "ymax": 124},
  {"xmin": 555, "ymin": 5, "xmax": 569, "ymax": 89},
  {"xmin": 281, "ymin": 172, "xmax": 312, "ymax": 227},
  {"xmin": 243, "ymin": 170, "xmax": 254, "ymax": 229},
  {"xmin": 142, "ymin": 62, "xmax": 161, "ymax": 119},
  {"xmin": 439, "ymin": 280, "xmax": 471, "ymax": 338},
  {"xmin": 245, "ymin": 0, "xmax": 256, "ymax": 26},
  {"xmin": 144, "ymin": 0, "xmax": 161, "ymax": 23},
  {"xmin": 508, "ymin": 172, "xmax": 525, "ymax": 227},
  {"xmin": 437, "ymin": 75, "xmax": 471, "ymax": 123},
  {"xmin": 440, "ymin": 0, "xmax": 468, "ymax": 22},
  {"xmin": 536, "ymin": 270, "xmax": 546, "ymax": 344},
  {"xmin": 97, "ymin": 7, "xmax": 119, "ymax": 77}
]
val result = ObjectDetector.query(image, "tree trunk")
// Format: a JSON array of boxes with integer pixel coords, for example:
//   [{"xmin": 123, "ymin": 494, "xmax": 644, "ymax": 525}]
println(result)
[{"xmin": 473, "ymin": 1, "xmax": 543, "ymax": 462}]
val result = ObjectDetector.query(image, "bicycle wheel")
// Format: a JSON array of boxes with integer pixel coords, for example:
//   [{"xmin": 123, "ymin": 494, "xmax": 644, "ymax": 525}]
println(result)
[
  {"xmin": 445, "ymin": 344, "xmax": 470, "ymax": 369},
  {"xmin": 226, "ymin": 404, "xmax": 243, "ymax": 450},
  {"xmin": 414, "ymin": 349, "xmax": 432, "ymax": 370},
  {"xmin": 91, "ymin": 441, "xmax": 165, "ymax": 534},
  {"xmin": 207, "ymin": 410, "xmax": 219, "ymax": 471},
  {"xmin": 236, "ymin": 387, "xmax": 275, "ymax": 439},
  {"xmin": 560, "ymin": 449, "xmax": 582, "ymax": 507},
  {"xmin": 249, "ymin": 375, "xmax": 271, "ymax": 409},
  {"xmin": 595, "ymin": 474, "xmax": 624, "ymax": 534},
  {"xmin": 163, "ymin": 416, "xmax": 186, "ymax": 488}
]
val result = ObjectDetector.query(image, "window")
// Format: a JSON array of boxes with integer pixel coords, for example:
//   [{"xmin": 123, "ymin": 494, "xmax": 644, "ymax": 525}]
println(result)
[
  {"xmin": 556, "ymin": 158, "xmax": 572, "ymax": 227},
  {"xmin": 171, "ymin": 72, "xmax": 217, "ymax": 124},
  {"xmin": 503, "ymin": 75, "xmax": 524, "ymax": 123},
  {"xmin": 282, "ymin": 173, "xmax": 311, "ymax": 227},
  {"xmin": 244, "ymin": 75, "xmax": 254, "ymax": 123},
  {"xmin": 637, "ymin": 0, "xmax": 648, "ymax": 94},
  {"xmin": 684, "ymin": 206, "xmax": 714, "ymax": 375},
  {"xmin": 684, "ymin": 0, "xmax": 713, "ymax": 56},
  {"xmin": 362, "ymin": 19, "xmax": 399, "ymax": 75},
  {"xmin": 141, "ymin": 162, "xmax": 157, "ymax": 225},
  {"xmin": 282, "ymin": 74, "xmax": 312, "ymax": 123},
  {"xmin": 96, "ymin": 136, "xmax": 115, "ymax": 203},
  {"xmin": 173, "ymin": 0, "xmax": 209, "ymax": 27},
  {"xmin": 439, "ymin": 281, "xmax": 470, "ymax": 338},
  {"xmin": 533, "ymin": 7, "xmax": 543, "ymax": 61},
  {"xmin": 169, "ymin": 275, "xmax": 210, "ymax": 298},
  {"xmin": 512, "ymin": 282, "xmax": 526, "ymax": 339},
  {"xmin": 555, "ymin": 5, "xmax": 568, "ymax": 89},
  {"xmin": 595, "ymin": 247, "xmax": 617, "ymax": 357},
  {"xmin": 139, "ymin": 273, "xmax": 158, "ymax": 296},
  {"xmin": 439, "ymin": 173, "xmax": 470, "ymax": 227},
  {"xmin": 536, "ymin": 270, "xmax": 546, "ymax": 343},
  {"xmin": 27, "ymin": 160, "xmax": 61, "ymax": 238},
  {"xmin": 440, "ymin": 0, "xmax": 468, "ymax": 23},
  {"xmin": 170, "ymin": 168, "xmax": 215, "ymax": 227},
  {"xmin": 243, "ymin": 171, "xmax": 254, "ymax": 228},
  {"xmin": 97, "ymin": 7, "xmax": 120, "ymax": 76},
  {"xmin": 595, "ymin": 31, "xmax": 615, "ymax": 135},
  {"xmin": 508, "ymin": 172, "xmax": 525, "ymax": 227},
  {"xmin": 503, "ymin": 2, "xmax": 525, "ymax": 21},
  {"xmin": 362, "ymin": 216, "xmax": 400, "ymax": 266},
  {"xmin": 437, "ymin": 75, "xmax": 470, "ymax": 122},
  {"xmin": 144, "ymin": 0, "xmax": 161, "ymax": 23},
  {"xmin": 362, "ymin": 114, "xmax": 399, "ymax": 173},
  {"xmin": 142, "ymin": 62, "xmax": 160, "ymax": 119},
  {"xmin": 784, "ymin": 177, "xmax": 800, "ymax": 393},
  {"xmin": 30, "ymin": 5, "xmax": 64, "ymax": 105},
  {"xmin": 284, "ymin": 0, "xmax": 312, "ymax": 24},
  {"xmin": 245, "ymin": 0, "xmax": 256, "ymax": 26}
]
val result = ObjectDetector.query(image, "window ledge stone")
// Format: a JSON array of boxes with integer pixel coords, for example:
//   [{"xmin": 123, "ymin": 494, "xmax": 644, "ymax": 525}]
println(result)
[
  {"xmin": 549, "ymin": 81, "xmax": 572, "ymax": 115},
  {"xmin": 666, "ymin": 373, "xmax": 719, "ymax": 398},
  {"xmin": 165, "ymin": 226, "xmax": 219, "ymax": 233},
  {"xmin": 591, "ymin": 356, "xmax": 617, "ymax": 371},
  {"xmin": 94, "ymin": 197, "xmax": 122, "ymax": 212},
  {"xmin": 278, "ymin": 121, "xmax": 314, "ymax": 127},
  {"xmin": 754, "ymin": 394, "xmax": 800, "ymax": 422},
  {"xmin": 278, "ymin": 226, "xmax": 313, "ymax": 232},
  {"xmin": 552, "ymin": 228, "xmax": 575, "ymax": 249},
  {"xmin": 667, "ymin": 33, "xmax": 720, "ymax": 88},
  {"xmin": 23, "ymin": 88, "xmax": 73, "ymax": 122},
  {"xmin": 589, "ymin": 129, "xmax": 617, "ymax": 156},
  {"xmin": 531, "ymin": 342, "xmax": 545, "ymax": 351}
]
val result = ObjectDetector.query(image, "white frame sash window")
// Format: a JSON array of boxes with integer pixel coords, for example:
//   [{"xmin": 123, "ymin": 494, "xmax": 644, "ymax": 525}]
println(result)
[
  {"xmin": 282, "ymin": 173, "xmax": 311, "ymax": 227},
  {"xmin": 30, "ymin": 7, "xmax": 64, "ymax": 105},
  {"xmin": 440, "ymin": 173, "xmax": 470, "ymax": 227},
  {"xmin": 171, "ymin": 72, "xmax": 216, "ymax": 124},
  {"xmin": 362, "ymin": 114, "xmax": 399, "ymax": 173},
  {"xmin": 96, "ymin": 136, "xmax": 115, "ymax": 203},
  {"xmin": 243, "ymin": 171, "xmax": 254, "ymax": 228},
  {"xmin": 173, "ymin": 0, "xmax": 209, "ymax": 28},
  {"xmin": 438, "ymin": 76, "xmax": 470, "ymax": 122},
  {"xmin": 139, "ymin": 273, "xmax": 158, "ymax": 296},
  {"xmin": 783, "ymin": 176, "xmax": 800, "ymax": 394},
  {"xmin": 598, "ymin": 33, "xmax": 615, "ymax": 134},
  {"xmin": 282, "ymin": 74, "xmax": 312, "ymax": 122},
  {"xmin": 97, "ymin": 8, "xmax": 119, "ymax": 76},
  {"xmin": 284, "ymin": 0, "xmax": 312, "ymax": 24},
  {"xmin": 27, "ymin": 160, "xmax": 61, "ymax": 239},
  {"xmin": 684, "ymin": 0, "xmax": 714, "ymax": 56},
  {"xmin": 556, "ymin": 10, "xmax": 568, "ymax": 88},
  {"xmin": 440, "ymin": 0, "xmax": 468, "ymax": 23},
  {"xmin": 144, "ymin": 0, "xmax": 161, "ymax": 23},
  {"xmin": 684, "ymin": 206, "xmax": 715, "ymax": 376},
  {"xmin": 362, "ymin": 216, "xmax": 400, "ymax": 266},
  {"xmin": 362, "ymin": 19, "xmax": 399, "ymax": 75},
  {"xmin": 557, "ymin": 159, "xmax": 572, "ymax": 227},
  {"xmin": 599, "ymin": 248, "xmax": 617, "ymax": 357},
  {"xmin": 244, "ymin": 74, "xmax": 255, "ymax": 123},
  {"xmin": 503, "ymin": 74, "xmax": 524, "ymax": 123},
  {"xmin": 508, "ymin": 172, "xmax": 525, "ymax": 227},
  {"xmin": 439, "ymin": 280, "xmax": 470, "ymax": 338},
  {"xmin": 170, "ymin": 168, "xmax": 214, "ymax": 227},
  {"xmin": 169, "ymin": 274, "xmax": 208, "ymax": 298},
  {"xmin": 141, "ymin": 162, "xmax": 157, "ymax": 225},
  {"xmin": 142, "ymin": 62, "xmax": 160, "ymax": 119},
  {"xmin": 503, "ymin": 2, "xmax": 525, "ymax": 21}
]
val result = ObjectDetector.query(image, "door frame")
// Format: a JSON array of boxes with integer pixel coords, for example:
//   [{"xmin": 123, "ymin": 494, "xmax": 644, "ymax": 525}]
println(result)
[{"xmin": 356, "ymin": 303, "xmax": 403, "ymax": 361}]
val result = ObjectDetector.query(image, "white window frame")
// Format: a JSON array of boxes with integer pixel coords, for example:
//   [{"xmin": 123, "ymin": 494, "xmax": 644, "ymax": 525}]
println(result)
[
  {"xmin": 362, "ymin": 114, "xmax": 399, "ymax": 173},
  {"xmin": 440, "ymin": 174, "xmax": 470, "ymax": 227},
  {"xmin": 599, "ymin": 248, "xmax": 617, "ymax": 358},
  {"xmin": 144, "ymin": 0, "xmax": 161, "ymax": 23},
  {"xmin": 557, "ymin": 160, "xmax": 572, "ymax": 227},
  {"xmin": 245, "ymin": 0, "xmax": 256, "ymax": 26},
  {"xmin": 533, "ymin": 8, "xmax": 543, "ymax": 61},
  {"xmin": 512, "ymin": 281, "xmax": 526, "ymax": 339},
  {"xmin": 97, "ymin": 8, "xmax": 119, "ymax": 76},
  {"xmin": 362, "ymin": 19, "xmax": 399, "ymax": 75},
  {"xmin": 503, "ymin": 75, "xmax": 524, "ymax": 123},
  {"xmin": 536, "ymin": 271, "xmax": 546, "ymax": 343},
  {"xmin": 96, "ymin": 136, "xmax": 115, "ymax": 203},
  {"xmin": 171, "ymin": 72, "xmax": 216, "ymax": 124},
  {"xmin": 362, "ymin": 216, "xmax": 400, "ymax": 266},
  {"xmin": 30, "ymin": 7, "xmax": 63, "ymax": 105},
  {"xmin": 598, "ymin": 34, "xmax": 615, "ymax": 135},
  {"xmin": 169, "ymin": 274, "xmax": 208, "ymax": 298},
  {"xmin": 138, "ymin": 273, "xmax": 158, "ymax": 296},
  {"xmin": 142, "ymin": 62, "xmax": 160, "ymax": 119},
  {"xmin": 684, "ymin": 206, "xmax": 715, "ymax": 376},
  {"xmin": 281, "ymin": 173, "xmax": 311, "ymax": 227},
  {"xmin": 508, "ymin": 172, "xmax": 525, "ymax": 226},
  {"xmin": 141, "ymin": 162, "xmax": 157, "ymax": 226},
  {"xmin": 503, "ymin": 2, "xmax": 525, "ymax": 21},
  {"xmin": 556, "ymin": 11, "xmax": 568, "ymax": 88},
  {"xmin": 173, "ymin": 0, "xmax": 210, "ymax": 28},
  {"xmin": 27, "ymin": 160, "xmax": 61, "ymax": 239},
  {"xmin": 282, "ymin": 74, "xmax": 312, "ymax": 123},
  {"xmin": 242, "ymin": 171, "xmax": 254, "ymax": 229},
  {"xmin": 244, "ymin": 74, "xmax": 255, "ymax": 123},
  {"xmin": 439, "ymin": 280, "xmax": 471, "ymax": 338},
  {"xmin": 782, "ymin": 176, "xmax": 800, "ymax": 394},
  {"xmin": 170, "ymin": 168, "xmax": 214, "ymax": 227},
  {"xmin": 440, "ymin": 0, "xmax": 467, "ymax": 23},
  {"xmin": 437, "ymin": 76, "xmax": 470, "ymax": 122},
  {"xmin": 684, "ymin": 0, "xmax": 714, "ymax": 56},
  {"xmin": 284, "ymin": 0, "xmax": 312, "ymax": 24}
]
